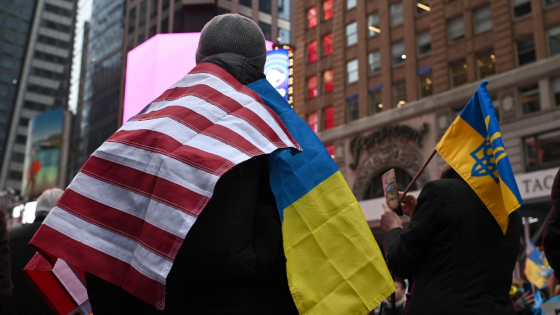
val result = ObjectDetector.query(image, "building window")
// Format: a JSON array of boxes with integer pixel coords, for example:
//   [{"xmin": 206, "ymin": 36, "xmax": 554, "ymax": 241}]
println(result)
[
  {"xmin": 308, "ymin": 7, "xmax": 317, "ymax": 28},
  {"xmin": 512, "ymin": 0, "xmax": 531, "ymax": 17},
  {"xmin": 278, "ymin": 0, "xmax": 290, "ymax": 20},
  {"xmin": 308, "ymin": 76, "xmax": 318, "ymax": 99},
  {"xmin": 323, "ymin": 33, "xmax": 333, "ymax": 56},
  {"xmin": 419, "ymin": 71, "xmax": 433, "ymax": 98},
  {"xmin": 259, "ymin": 22, "xmax": 271, "ymax": 40},
  {"xmin": 517, "ymin": 37, "xmax": 536, "ymax": 66},
  {"xmin": 391, "ymin": 2, "xmax": 403, "ymax": 27},
  {"xmin": 368, "ymin": 90, "xmax": 383, "ymax": 115},
  {"xmin": 308, "ymin": 41, "xmax": 318, "ymax": 63},
  {"xmin": 347, "ymin": 98, "xmax": 359, "ymax": 122},
  {"xmin": 448, "ymin": 17, "xmax": 465, "ymax": 43},
  {"xmin": 548, "ymin": 26, "xmax": 560, "ymax": 56},
  {"xmin": 260, "ymin": 0, "xmax": 271, "ymax": 13},
  {"xmin": 150, "ymin": 0, "xmax": 157, "ymax": 19},
  {"xmin": 128, "ymin": 7, "xmax": 136, "ymax": 34},
  {"xmin": 474, "ymin": 6, "xmax": 492, "ymax": 33},
  {"xmin": 347, "ymin": 59, "xmax": 359, "ymax": 84},
  {"xmin": 477, "ymin": 52, "xmax": 496, "ymax": 79},
  {"xmin": 545, "ymin": 0, "xmax": 560, "ymax": 6},
  {"xmin": 392, "ymin": 41, "xmax": 406, "ymax": 65},
  {"xmin": 451, "ymin": 60, "xmax": 468, "ymax": 87},
  {"xmin": 368, "ymin": 13, "xmax": 380, "ymax": 37},
  {"xmin": 324, "ymin": 70, "xmax": 334, "ymax": 93},
  {"xmin": 240, "ymin": 0, "xmax": 252, "ymax": 6},
  {"xmin": 308, "ymin": 112, "xmax": 318, "ymax": 133},
  {"xmin": 417, "ymin": 31, "xmax": 431, "ymax": 55},
  {"xmin": 553, "ymin": 77, "xmax": 560, "ymax": 106},
  {"xmin": 520, "ymin": 85, "xmax": 540, "ymax": 114},
  {"xmin": 393, "ymin": 82, "xmax": 407, "ymax": 107},
  {"xmin": 346, "ymin": 22, "xmax": 358, "ymax": 46},
  {"xmin": 139, "ymin": 0, "xmax": 147, "ymax": 28},
  {"xmin": 323, "ymin": 107, "xmax": 334, "ymax": 130},
  {"xmin": 161, "ymin": 18, "xmax": 169, "ymax": 33},
  {"xmin": 417, "ymin": 0, "xmax": 431, "ymax": 14},
  {"xmin": 524, "ymin": 129, "xmax": 560, "ymax": 170},
  {"xmin": 347, "ymin": 0, "xmax": 357, "ymax": 10},
  {"xmin": 278, "ymin": 27, "xmax": 290, "ymax": 44},
  {"xmin": 368, "ymin": 51, "xmax": 381, "ymax": 74},
  {"xmin": 323, "ymin": 0, "xmax": 333, "ymax": 20}
]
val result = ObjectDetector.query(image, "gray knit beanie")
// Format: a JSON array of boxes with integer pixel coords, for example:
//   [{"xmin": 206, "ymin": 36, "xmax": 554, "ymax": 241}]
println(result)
[{"xmin": 196, "ymin": 14, "xmax": 267, "ymax": 72}]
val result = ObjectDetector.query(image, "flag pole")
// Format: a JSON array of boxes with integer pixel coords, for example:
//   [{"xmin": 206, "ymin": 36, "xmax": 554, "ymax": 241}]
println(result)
[
  {"xmin": 522, "ymin": 217, "xmax": 536, "ymax": 293},
  {"xmin": 398, "ymin": 149, "xmax": 437, "ymax": 204}
]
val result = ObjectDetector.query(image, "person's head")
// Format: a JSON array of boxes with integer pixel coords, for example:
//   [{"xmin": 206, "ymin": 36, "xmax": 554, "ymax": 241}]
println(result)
[
  {"xmin": 439, "ymin": 163, "xmax": 457, "ymax": 179},
  {"xmin": 35, "ymin": 188, "xmax": 64, "ymax": 220},
  {"xmin": 195, "ymin": 14, "xmax": 267, "ymax": 72},
  {"xmin": 387, "ymin": 277, "xmax": 407, "ymax": 302}
]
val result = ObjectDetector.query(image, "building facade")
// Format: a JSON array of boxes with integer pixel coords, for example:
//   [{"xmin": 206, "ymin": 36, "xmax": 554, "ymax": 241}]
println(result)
[
  {"xmin": 0, "ymin": 0, "xmax": 77, "ymax": 192},
  {"xmin": 296, "ymin": 0, "xmax": 560, "ymax": 232},
  {"xmin": 119, "ymin": 0, "xmax": 294, "ymax": 123},
  {"xmin": 74, "ymin": 0, "xmax": 125, "ymax": 176}
]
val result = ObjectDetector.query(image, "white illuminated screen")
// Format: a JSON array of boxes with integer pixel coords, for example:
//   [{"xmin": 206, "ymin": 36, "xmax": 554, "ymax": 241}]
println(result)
[{"xmin": 123, "ymin": 33, "xmax": 273, "ymax": 123}]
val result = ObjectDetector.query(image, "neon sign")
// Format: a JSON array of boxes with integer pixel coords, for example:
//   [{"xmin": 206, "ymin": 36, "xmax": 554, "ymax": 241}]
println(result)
[{"xmin": 265, "ymin": 45, "xmax": 294, "ymax": 105}]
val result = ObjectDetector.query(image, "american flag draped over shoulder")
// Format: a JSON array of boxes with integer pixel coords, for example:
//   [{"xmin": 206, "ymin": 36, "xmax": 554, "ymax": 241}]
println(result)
[{"xmin": 28, "ymin": 62, "xmax": 301, "ymax": 310}]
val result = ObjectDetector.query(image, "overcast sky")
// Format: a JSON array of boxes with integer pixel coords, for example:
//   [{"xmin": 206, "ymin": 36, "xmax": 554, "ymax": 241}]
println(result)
[{"xmin": 68, "ymin": 0, "xmax": 92, "ymax": 113}]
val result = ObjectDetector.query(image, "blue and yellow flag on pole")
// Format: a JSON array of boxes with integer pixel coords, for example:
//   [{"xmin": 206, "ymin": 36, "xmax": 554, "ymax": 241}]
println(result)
[
  {"xmin": 525, "ymin": 240, "xmax": 551, "ymax": 289},
  {"xmin": 436, "ymin": 80, "xmax": 523, "ymax": 234},
  {"xmin": 247, "ymin": 79, "xmax": 395, "ymax": 315}
]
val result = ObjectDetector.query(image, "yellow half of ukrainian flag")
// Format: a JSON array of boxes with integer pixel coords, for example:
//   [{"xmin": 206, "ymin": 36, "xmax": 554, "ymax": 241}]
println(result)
[
  {"xmin": 248, "ymin": 79, "xmax": 395, "ymax": 315},
  {"xmin": 436, "ymin": 80, "xmax": 523, "ymax": 233}
]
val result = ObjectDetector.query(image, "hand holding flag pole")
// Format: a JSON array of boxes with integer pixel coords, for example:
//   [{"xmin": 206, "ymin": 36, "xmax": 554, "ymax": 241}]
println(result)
[{"xmin": 398, "ymin": 149, "xmax": 437, "ymax": 205}]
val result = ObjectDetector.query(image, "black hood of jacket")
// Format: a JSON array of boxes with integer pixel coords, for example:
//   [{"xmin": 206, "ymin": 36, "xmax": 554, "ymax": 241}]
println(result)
[{"xmin": 199, "ymin": 52, "xmax": 266, "ymax": 86}]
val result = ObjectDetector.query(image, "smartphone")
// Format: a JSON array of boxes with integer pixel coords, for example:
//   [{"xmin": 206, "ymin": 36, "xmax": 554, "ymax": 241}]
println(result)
[
  {"xmin": 382, "ymin": 169, "xmax": 404, "ymax": 216},
  {"xmin": 523, "ymin": 281, "xmax": 534, "ymax": 295}
]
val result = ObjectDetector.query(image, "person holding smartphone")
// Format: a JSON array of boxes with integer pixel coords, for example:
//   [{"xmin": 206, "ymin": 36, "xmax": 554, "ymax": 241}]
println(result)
[{"xmin": 379, "ymin": 164, "xmax": 522, "ymax": 315}]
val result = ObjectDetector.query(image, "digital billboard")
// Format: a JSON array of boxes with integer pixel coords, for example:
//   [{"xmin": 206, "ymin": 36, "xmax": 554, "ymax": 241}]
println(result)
[
  {"xmin": 22, "ymin": 108, "xmax": 64, "ymax": 197},
  {"xmin": 123, "ymin": 33, "xmax": 273, "ymax": 123},
  {"xmin": 264, "ymin": 45, "xmax": 294, "ymax": 106}
]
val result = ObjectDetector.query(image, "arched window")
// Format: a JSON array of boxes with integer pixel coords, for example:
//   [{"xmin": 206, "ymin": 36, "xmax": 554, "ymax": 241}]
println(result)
[{"xmin": 363, "ymin": 168, "xmax": 417, "ymax": 200}]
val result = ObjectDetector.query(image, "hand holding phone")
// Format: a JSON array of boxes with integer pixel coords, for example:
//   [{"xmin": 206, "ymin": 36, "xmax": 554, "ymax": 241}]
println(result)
[{"xmin": 382, "ymin": 169, "xmax": 403, "ymax": 216}]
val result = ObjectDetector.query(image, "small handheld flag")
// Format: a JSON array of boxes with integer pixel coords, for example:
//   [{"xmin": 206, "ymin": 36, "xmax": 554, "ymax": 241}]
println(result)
[
  {"xmin": 436, "ymin": 80, "xmax": 523, "ymax": 233},
  {"xmin": 525, "ymin": 240, "xmax": 551, "ymax": 289}
]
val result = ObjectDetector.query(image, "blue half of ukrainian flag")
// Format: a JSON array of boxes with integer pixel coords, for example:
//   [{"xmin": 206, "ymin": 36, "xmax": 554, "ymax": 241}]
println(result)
[
  {"xmin": 247, "ymin": 79, "xmax": 394, "ymax": 315},
  {"xmin": 436, "ymin": 80, "xmax": 523, "ymax": 233}
]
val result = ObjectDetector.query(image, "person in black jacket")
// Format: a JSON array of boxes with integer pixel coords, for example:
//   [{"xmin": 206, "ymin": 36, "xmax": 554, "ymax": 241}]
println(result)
[
  {"xmin": 85, "ymin": 14, "xmax": 298, "ymax": 315},
  {"xmin": 543, "ymin": 168, "xmax": 560, "ymax": 282},
  {"xmin": 1, "ymin": 188, "xmax": 63, "ymax": 315},
  {"xmin": 379, "ymin": 165, "xmax": 522, "ymax": 315}
]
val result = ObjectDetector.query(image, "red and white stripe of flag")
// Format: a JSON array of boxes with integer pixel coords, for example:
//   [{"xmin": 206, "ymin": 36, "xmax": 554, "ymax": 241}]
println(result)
[{"xmin": 29, "ymin": 63, "xmax": 300, "ymax": 309}]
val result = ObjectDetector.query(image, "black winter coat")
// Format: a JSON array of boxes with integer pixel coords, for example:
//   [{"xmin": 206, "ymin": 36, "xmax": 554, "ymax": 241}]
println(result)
[
  {"xmin": 384, "ymin": 173, "xmax": 521, "ymax": 315},
  {"xmin": 0, "ymin": 218, "xmax": 54, "ymax": 315},
  {"xmin": 85, "ymin": 53, "xmax": 298, "ymax": 315},
  {"xmin": 543, "ymin": 168, "xmax": 560, "ymax": 282}
]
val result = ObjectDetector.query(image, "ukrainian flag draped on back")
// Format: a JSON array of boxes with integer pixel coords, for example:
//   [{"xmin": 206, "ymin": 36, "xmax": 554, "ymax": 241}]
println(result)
[
  {"xmin": 247, "ymin": 79, "xmax": 395, "ymax": 315},
  {"xmin": 525, "ymin": 240, "xmax": 551, "ymax": 289},
  {"xmin": 436, "ymin": 80, "xmax": 523, "ymax": 233}
]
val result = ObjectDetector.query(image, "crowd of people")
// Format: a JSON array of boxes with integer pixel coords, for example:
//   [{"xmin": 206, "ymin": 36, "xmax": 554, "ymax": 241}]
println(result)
[{"xmin": 0, "ymin": 13, "xmax": 557, "ymax": 315}]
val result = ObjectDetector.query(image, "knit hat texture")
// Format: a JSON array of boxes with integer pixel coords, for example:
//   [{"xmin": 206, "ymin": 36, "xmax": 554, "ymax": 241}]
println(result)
[{"xmin": 196, "ymin": 14, "xmax": 267, "ymax": 72}]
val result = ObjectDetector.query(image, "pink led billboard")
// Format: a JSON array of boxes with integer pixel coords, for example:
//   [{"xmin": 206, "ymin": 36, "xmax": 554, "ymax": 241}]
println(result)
[{"xmin": 123, "ymin": 33, "xmax": 273, "ymax": 123}]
